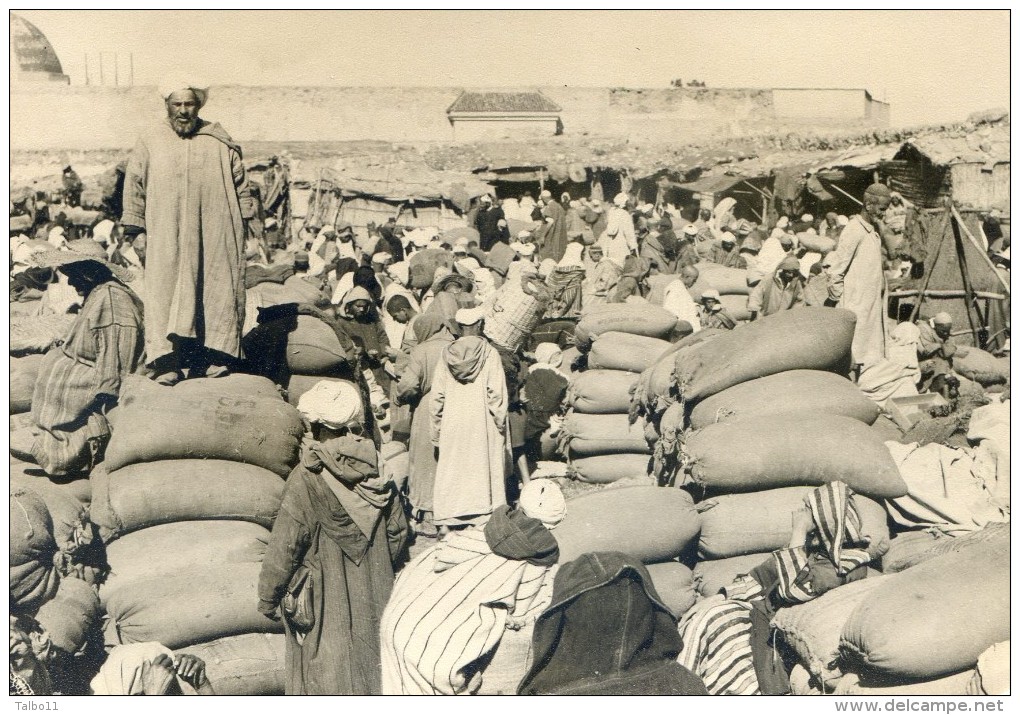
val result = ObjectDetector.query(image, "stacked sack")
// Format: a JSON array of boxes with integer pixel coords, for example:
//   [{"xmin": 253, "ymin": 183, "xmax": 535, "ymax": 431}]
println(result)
[
  {"xmin": 552, "ymin": 485, "xmax": 702, "ymax": 620},
  {"xmin": 90, "ymin": 374, "xmax": 306, "ymax": 695},
  {"xmin": 559, "ymin": 302, "xmax": 683, "ymax": 484},
  {"xmin": 625, "ymin": 309, "xmax": 907, "ymax": 606},
  {"xmin": 776, "ymin": 525, "xmax": 1009, "ymax": 694},
  {"xmin": 10, "ymin": 481, "xmax": 103, "ymax": 693},
  {"xmin": 245, "ymin": 304, "xmax": 355, "ymax": 408}
]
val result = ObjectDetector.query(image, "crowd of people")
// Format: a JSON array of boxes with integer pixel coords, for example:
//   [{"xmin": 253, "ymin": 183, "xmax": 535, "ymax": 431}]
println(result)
[{"xmin": 9, "ymin": 80, "xmax": 1010, "ymax": 696}]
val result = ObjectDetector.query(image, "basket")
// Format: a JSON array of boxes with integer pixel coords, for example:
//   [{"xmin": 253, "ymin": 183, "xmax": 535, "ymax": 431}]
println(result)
[{"xmin": 483, "ymin": 277, "xmax": 550, "ymax": 352}]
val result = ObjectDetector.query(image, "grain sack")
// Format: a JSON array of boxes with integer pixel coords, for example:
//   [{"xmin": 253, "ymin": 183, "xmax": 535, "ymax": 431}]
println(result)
[
  {"xmin": 630, "ymin": 329, "xmax": 727, "ymax": 422},
  {"xmin": 104, "ymin": 562, "xmax": 282, "ymax": 650},
  {"xmin": 10, "ymin": 488, "xmax": 60, "ymax": 612},
  {"xmin": 115, "ymin": 372, "xmax": 285, "ymax": 407},
  {"xmin": 105, "ymin": 377, "xmax": 304, "ymax": 476},
  {"xmin": 839, "ymin": 534, "xmax": 1009, "ymax": 680},
  {"xmin": 832, "ymin": 671, "xmax": 974, "ymax": 696},
  {"xmin": 798, "ymin": 233, "xmax": 835, "ymax": 254},
  {"xmin": 718, "ymin": 294, "xmax": 750, "ymax": 321},
  {"xmin": 694, "ymin": 262, "xmax": 750, "ymax": 295},
  {"xmin": 954, "ymin": 346, "xmax": 1009, "ymax": 386},
  {"xmin": 90, "ymin": 461, "xmax": 284, "ymax": 543},
  {"xmin": 693, "ymin": 553, "xmax": 770, "ymax": 597},
  {"xmin": 574, "ymin": 303, "xmax": 678, "ymax": 348},
  {"xmin": 689, "ymin": 370, "xmax": 880, "ymax": 429},
  {"xmin": 283, "ymin": 274, "xmax": 327, "ymax": 304},
  {"xmin": 560, "ymin": 346, "xmax": 583, "ymax": 377},
  {"xmin": 884, "ymin": 442, "xmax": 1008, "ymax": 536},
  {"xmin": 568, "ymin": 454, "xmax": 650, "ymax": 484},
  {"xmin": 282, "ymin": 315, "xmax": 350, "ymax": 374},
  {"xmin": 772, "ymin": 576, "xmax": 889, "ymax": 689},
  {"xmin": 565, "ymin": 370, "xmax": 639, "ymax": 414},
  {"xmin": 645, "ymin": 273, "xmax": 678, "ymax": 306},
  {"xmin": 35, "ymin": 577, "xmax": 101, "ymax": 655},
  {"xmin": 881, "ymin": 530, "xmax": 940, "ymax": 573},
  {"xmin": 671, "ymin": 308, "xmax": 856, "ymax": 406},
  {"xmin": 11, "ymin": 353, "xmax": 44, "ymax": 415},
  {"xmin": 680, "ymin": 414, "xmax": 907, "ymax": 499},
  {"xmin": 286, "ymin": 375, "xmax": 355, "ymax": 408},
  {"xmin": 968, "ymin": 641, "xmax": 1010, "ymax": 696},
  {"xmin": 10, "ymin": 463, "xmax": 91, "ymax": 507},
  {"xmin": 870, "ymin": 414, "xmax": 904, "ymax": 443},
  {"xmin": 558, "ymin": 412, "xmax": 650, "ymax": 458},
  {"xmin": 696, "ymin": 488, "xmax": 889, "ymax": 560},
  {"xmin": 588, "ymin": 332, "xmax": 673, "ymax": 373},
  {"xmin": 104, "ymin": 521, "xmax": 270, "ymax": 594},
  {"xmin": 882, "ymin": 522, "xmax": 1008, "ymax": 574},
  {"xmin": 645, "ymin": 562, "xmax": 697, "ymax": 618},
  {"xmin": 10, "ymin": 480, "xmax": 91, "ymax": 561},
  {"xmin": 175, "ymin": 633, "xmax": 286, "ymax": 696},
  {"xmin": 408, "ymin": 248, "xmax": 453, "ymax": 290},
  {"xmin": 554, "ymin": 486, "xmax": 700, "ymax": 564},
  {"xmin": 477, "ymin": 617, "xmax": 536, "ymax": 696}
]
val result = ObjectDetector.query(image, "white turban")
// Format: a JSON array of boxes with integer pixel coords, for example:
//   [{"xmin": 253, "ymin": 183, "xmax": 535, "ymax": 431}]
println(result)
[
  {"xmin": 297, "ymin": 380, "xmax": 363, "ymax": 431},
  {"xmin": 519, "ymin": 480, "xmax": 566, "ymax": 528},
  {"xmin": 533, "ymin": 342, "xmax": 563, "ymax": 368},
  {"xmin": 387, "ymin": 261, "xmax": 410, "ymax": 287},
  {"xmin": 159, "ymin": 73, "xmax": 209, "ymax": 106}
]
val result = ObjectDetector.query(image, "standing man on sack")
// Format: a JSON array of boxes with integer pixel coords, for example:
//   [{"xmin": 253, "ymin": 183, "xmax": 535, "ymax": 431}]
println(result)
[
  {"xmin": 823, "ymin": 183, "xmax": 892, "ymax": 372},
  {"xmin": 122, "ymin": 76, "xmax": 257, "ymax": 384}
]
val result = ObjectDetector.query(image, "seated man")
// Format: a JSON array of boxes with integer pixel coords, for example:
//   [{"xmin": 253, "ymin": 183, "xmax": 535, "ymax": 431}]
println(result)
[
  {"xmin": 748, "ymin": 256, "xmax": 805, "ymax": 320},
  {"xmin": 916, "ymin": 312, "xmax": 957, "ymax": 391},
  {"xmin": 697, "ymin": 289, "xmax": 737, "ymax": 331}
]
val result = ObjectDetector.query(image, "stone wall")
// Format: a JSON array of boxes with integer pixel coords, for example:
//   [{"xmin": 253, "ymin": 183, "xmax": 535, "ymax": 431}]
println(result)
[{"xmin": 11, "ymin": 84, "xmax": 889, "ymax": 150}]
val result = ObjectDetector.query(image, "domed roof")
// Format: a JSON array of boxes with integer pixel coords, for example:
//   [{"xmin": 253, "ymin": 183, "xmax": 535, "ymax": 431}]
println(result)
[{"xmin": 10, "ymin": 13, "xmax": 65, "ymax": 78}]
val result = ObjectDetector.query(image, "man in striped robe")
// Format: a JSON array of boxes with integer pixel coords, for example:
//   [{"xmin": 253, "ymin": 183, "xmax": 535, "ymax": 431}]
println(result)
[{"xmin": 381, "ymin": 482, "xmax": 564, "ymax": 694}]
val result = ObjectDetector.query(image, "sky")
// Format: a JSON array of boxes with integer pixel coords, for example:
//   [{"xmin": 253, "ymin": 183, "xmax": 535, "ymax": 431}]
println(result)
[{"xmin": 16, "ymin": 9, "xmax": 1011, "ymax": 127}]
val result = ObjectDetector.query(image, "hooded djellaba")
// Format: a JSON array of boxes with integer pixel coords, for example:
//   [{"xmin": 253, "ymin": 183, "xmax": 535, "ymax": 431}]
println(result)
[
  {"xmin": 392, "ymin": 292, "xmax": 461, "ymax": 535},
  {"xmin": 381, "ymin": 480, "xmax": 565, "ymax": 694},
  {"xmin": 258, "ymin": 381, "xmax": 408, "ymax": 695},
  {"xmin": 518, "ymin": 551, "xmax": 708, "ymax": 695},
  {"xmin": 430, "ymin": 335, "xmax": 511, "ymax": 528}
]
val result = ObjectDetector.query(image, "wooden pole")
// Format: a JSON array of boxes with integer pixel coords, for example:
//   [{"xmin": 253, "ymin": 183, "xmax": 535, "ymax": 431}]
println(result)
[
  {"xmin": 951, "ymin": 206, "xmax": 1010, "ymax": 295},
  {"xmin": 129, "ymin": 53, "xmax": 134, "ymax": 86},
  {"xmin": 98, "ymin": 52, "xmax": 104, "ymax": 85},
  {"xmin": 84, "ymin": 52, "xmax": 89, "ymax": 86},
  {"xmin": 950, "ymin": 210, "xmax": 984, "ymax": 347},
  {"xmin": 829, "ymin": 183, "xmax": 863, "ymax": 207},
  {"xmin": 114, "ymin": 52, "xmax": 119, "ymax": 87},
  {"xmin": 908, "ymin": 209, "xmax": 949, "ymax": 323}
]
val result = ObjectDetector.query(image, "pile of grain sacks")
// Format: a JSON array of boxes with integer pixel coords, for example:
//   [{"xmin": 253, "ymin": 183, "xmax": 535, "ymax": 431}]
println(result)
[
  {"xmin": 89, "ymin": 374, "xmax": 307, "ymax": 695},
  {"xmin": 559, "ymin": 302, "xmax": 684, "ymax": 484}
]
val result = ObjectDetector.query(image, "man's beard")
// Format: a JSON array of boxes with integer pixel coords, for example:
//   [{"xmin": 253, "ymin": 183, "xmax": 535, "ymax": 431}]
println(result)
[{"xmin": 171, "ymin": 115, "xmax": 199, "ymax": 137}]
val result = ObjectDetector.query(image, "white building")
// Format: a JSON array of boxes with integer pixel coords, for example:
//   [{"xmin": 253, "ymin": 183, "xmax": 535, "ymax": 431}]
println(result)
[{"xmin": 447, "ymin": 90, "xmax": 563, "ymax": 141}]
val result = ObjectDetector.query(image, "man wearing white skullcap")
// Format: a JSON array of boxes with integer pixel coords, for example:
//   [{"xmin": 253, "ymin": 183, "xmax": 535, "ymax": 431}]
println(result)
[
  {"xmin": 122, "ymin": 74, "xmax": 256, "ymax": 384},
  {"xmin": 823, "ymin": 183, "xmax": 892, "ymax": 370}
]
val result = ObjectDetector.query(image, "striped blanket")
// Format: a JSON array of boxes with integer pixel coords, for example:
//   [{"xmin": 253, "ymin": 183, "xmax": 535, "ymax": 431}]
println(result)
[
  {"xmin": 677, "ymin": 595, "xmax": 759, "ymax": 695},
  {"xmin": 380, "ymin": 528, "xmax": 556, "ymax": 694}
]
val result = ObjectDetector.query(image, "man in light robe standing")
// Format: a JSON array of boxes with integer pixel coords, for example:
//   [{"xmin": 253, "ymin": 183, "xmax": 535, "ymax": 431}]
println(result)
[
  {"xmin": 824, "ymin": 183, "xmax": 892, "ymax": 372},
  {"xmin": 122, "ymin": 78, "xmax": 255, "ymax": 383}
]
